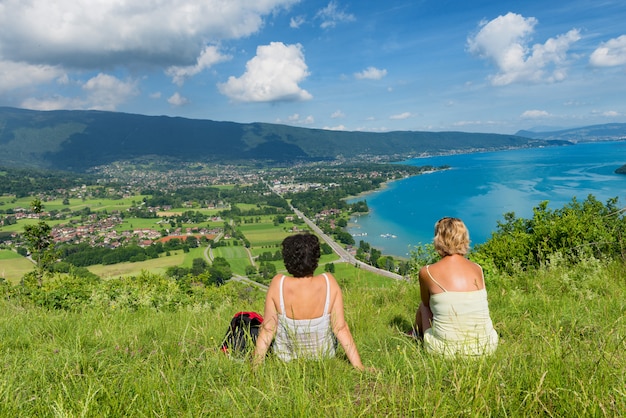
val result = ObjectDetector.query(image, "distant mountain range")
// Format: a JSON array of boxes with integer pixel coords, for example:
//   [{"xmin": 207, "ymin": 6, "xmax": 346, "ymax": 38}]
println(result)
[
  {"xmin": 2, "ymin": 107, "xmax": 621, "ymax": 173},
  {"xmin": 516, "ymin": 123, "xmax": 626, "ymax": 142}
]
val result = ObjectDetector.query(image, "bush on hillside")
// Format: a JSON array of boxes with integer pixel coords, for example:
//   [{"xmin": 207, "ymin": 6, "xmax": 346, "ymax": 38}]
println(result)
[{"xmin": 473, "ymin": 195, "xmax": 626, "ymax": 274}]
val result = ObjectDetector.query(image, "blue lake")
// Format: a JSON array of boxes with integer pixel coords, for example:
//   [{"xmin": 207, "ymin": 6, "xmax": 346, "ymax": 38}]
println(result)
[{"xmin": 347, "ymin": 141, "xmax": 626, "ymax": 257}]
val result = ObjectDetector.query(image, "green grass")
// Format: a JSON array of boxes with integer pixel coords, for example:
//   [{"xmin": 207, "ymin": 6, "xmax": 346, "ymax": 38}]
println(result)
[
  {"xmin": 0, "ymin": 249, "xmax": 22, "ymax": 260},
  {"xmin": 212, "ymin": 246, "xmax": 252, "ymax": 275},
  {"xmin": 0, "ymin": 260, "xmax": 623, "ymax": 416},
  {"xmin": 0, "ymin": 250, "xmax": 33, "ymax": 284},
  {"xmin": 239, "ymin": 221, "xmax": 297, "ymax": 247},
  {"xmin": 87, "ymin": 251, "xmax": 186, "ymax": 279},
  {"xmin": 180, "ymin": 247, "xmax": 209, "ymax": 268},
  {"xmin": 115, "ymin": 217, "xmax": 164, "ymax": 231}
]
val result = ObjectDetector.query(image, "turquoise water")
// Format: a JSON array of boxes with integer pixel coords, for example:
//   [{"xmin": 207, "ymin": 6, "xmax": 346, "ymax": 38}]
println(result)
[{"xmin": 347, "ymin": 141, "xmax": 626, "ymax": 257}]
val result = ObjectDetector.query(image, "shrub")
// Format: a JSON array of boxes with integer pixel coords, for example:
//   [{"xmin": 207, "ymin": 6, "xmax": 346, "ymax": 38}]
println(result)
[{"xmin": 474, "ymin": 195, "xmax": 626, "ymax": 274}]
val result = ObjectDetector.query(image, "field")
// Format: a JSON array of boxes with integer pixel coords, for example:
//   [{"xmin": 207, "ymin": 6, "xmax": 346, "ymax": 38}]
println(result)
[
  {"xmin": 239, "ymin": 219, "xmax": 295, "ymax": 247},
  {"xmin": 0, "ymin": 249, "xmax": 33, "ymax": 284},
  {"xmin": 87, "ymin": 251, "xmax": 186, "ymax": 279},
  {"xmin": 0, "ymin": 259, "xmax": 623, "ymax": 416},
  {"xmin": 212, "ymin": 246, "xmax": 253, "ymax": 275}
]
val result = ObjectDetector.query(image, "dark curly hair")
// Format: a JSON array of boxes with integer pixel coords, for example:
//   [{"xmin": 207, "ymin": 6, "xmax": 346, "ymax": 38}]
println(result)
[{"xmin": 281, "ymin": 233, "xmax": 321, "ymax": 278}]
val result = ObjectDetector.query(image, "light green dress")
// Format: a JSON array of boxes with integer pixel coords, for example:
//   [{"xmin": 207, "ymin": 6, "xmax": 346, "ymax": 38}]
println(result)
[{"xmin": 423, "ymin": 266, "xmax": 498, "ymax": 356}]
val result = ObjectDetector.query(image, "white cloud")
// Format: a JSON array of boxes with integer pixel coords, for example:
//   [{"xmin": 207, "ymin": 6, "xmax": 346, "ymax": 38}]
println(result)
[
  {"xmin": 354, "ymin": 67, "xmax": 388, "ymax": 80},
  {"xmin": 323, "ymin": 124, "xmax": 347, "ymax": 131},
  {"xmin": 0, "ymin": 0, "xmax": 298, "ymax": 69},
  {"xmin": 390, "ymin": 112, "xmax": 411, "ymax": 120},
  {"xmin": 81, "ymin": 73, "xmax": 139, "ymax": 110},
  {"xmin": 521, "ymin": 109, "xmax": 550, "ymax": 119},
  {"xmin": 590, "ymin": 35, "xmax": 626, "ymax": 67},
  {"xmin": 467, "ymin": 12, "xmax": 581, "ymax": 85},
  {"xmin": 168, "ymin": 92, "xmax": 189, "ymax": 107},
  {"xmin": 20, "ymin": 73, "xmax": 138, "ymax": 111},
  {"xmin": 149, "ymin": 92, "xmax": 162, "ymax": 99},
  {"xmin": 452, "ymin": 120, "xmax": 502, "ymax": 128},
  {"xmin": 602, "ymin": 110, "xmax": 621, "ymax": 117},
  {"xmin": 284, "ymin": 113, "xmax": 314, "ymax": 124},
  {"xmin": 166, "ymin": 45, "xmax": 231, "ymax": 86},
  {"xmin": 290, "ymin": 16, "xmax": 306, "ymax": 29},
  {"xmin": 331, "ymin": 110, "xmax": 345, "ymax": 118},
  {"xmin": 218, "ymin": 42, "xmax": 312, "ymax": 102},
  {"xmin": 21, "ymin": 96, "xmax": 86, "ymax": 111},
  {"xmin": 315, "ymin": 1, "xmax": 355, "ymax": 29},
  {"xmin": 0, "ymin": 60, "xmax": 66, "ymax": 93}
]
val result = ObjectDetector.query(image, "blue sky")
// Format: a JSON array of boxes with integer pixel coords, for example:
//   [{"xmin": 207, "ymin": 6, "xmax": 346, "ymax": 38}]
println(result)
[{"xmin": 1, "ymin": 0, "xmax": 625, "ymax": 134}]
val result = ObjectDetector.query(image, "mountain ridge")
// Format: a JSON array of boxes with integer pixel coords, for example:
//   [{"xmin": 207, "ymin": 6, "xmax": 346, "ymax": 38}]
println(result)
[
  {"xmin": 516, "ymin": 123, "xmax": 626, "ymax": 142},
  {"xmin": 1, "ymin": 106, "xmax": 572, "ymax": 172}
]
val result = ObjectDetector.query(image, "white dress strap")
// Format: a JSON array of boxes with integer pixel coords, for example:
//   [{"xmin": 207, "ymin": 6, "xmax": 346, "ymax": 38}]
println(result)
[
  {"xmin": 426, "ymin": 265, "xmax": 448, "ymax": 292},
  {"xmin": 278, "ymin": 275, "xmax": 286, "ymax": 314},
  {"xmin": 322, "ymin": 273, "xmax": 331, "ymax": 315}
]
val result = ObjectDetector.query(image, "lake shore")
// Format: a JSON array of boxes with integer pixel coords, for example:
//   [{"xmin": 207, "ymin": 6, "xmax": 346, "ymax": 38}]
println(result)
[{"xmin": 345, "ymin": 141, "xmax": 626, "ymax": 258}]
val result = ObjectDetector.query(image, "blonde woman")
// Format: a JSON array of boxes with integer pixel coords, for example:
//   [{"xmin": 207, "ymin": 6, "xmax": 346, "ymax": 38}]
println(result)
[{"xmin": 413, "ymin": 217, "xmax": 498, "ymax": 356}]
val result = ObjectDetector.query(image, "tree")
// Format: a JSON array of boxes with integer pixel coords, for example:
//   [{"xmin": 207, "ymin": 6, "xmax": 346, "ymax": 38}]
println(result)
[
  {"xmin": 22, "ymin": 198, "xmax": 57, "ymax": 286},
  {"xmin": 245, "ymin": 265, "xmax": 258, "ymax": 276},
  {"xmin": 191, "ymin": 257, "xmax": 208, "ymax": 276},
  {"xmin": 208, "ymin": 257, "xmax": 232, "ymax": 285}
]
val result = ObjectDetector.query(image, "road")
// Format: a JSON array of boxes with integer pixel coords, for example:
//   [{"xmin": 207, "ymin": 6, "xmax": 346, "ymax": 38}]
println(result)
[
  {"xmin": 289, "ymin": 206, "xmax": 406, "ymax": 281},
  {"xmin": 203, "ymin": 200, "xmax": 406, "ymax": 289}
]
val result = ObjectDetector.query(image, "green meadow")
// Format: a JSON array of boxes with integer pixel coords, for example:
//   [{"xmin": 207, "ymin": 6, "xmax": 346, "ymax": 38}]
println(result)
[
  {"xmin": 0, "ymin": 249, "xmax": 34, "ymax": 284},
  {"xmin": 87, "ymin": 251, "xmax": 187, "ymax": 279},
  {"xmin": 0, "ymin": 259, "xmax": 623, "ymax": 416},
  {"xmin": 239, "ymin": 220, "xmax": 295, "ymax": 247}
]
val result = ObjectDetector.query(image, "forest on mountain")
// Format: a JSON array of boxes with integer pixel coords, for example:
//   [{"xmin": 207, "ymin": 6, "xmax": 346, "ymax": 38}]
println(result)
[{"xmin": 0, "ymin": 107, "xmax": 566, "ymax": 172}]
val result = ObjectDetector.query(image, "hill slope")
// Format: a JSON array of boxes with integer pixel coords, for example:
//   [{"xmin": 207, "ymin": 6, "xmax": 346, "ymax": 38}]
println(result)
[{"xmin": 1, "ymin": 107, "xmax": 564, "ymax": 172}]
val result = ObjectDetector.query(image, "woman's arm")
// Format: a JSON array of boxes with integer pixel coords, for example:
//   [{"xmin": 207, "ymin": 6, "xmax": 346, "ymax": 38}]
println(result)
[
  {"xmin": 417, "ymin": 267, "xmax": 433, "ymax": 334},
  {"xmin": 328, "ymin": 275, "xmax": 365, "ymax": 371},
  {"xmin": 252, "ymin": 275, "xmax": 280, "ymax": 366},
  {"xmin": 418, "ymin": 266, "xmax": 431, "ymax": 309}
]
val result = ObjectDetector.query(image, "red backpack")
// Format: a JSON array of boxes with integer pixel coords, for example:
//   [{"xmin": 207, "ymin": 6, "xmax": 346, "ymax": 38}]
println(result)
[{"xmin": 221, "ymin": 311, "xmax": 264, "ymax": 356}]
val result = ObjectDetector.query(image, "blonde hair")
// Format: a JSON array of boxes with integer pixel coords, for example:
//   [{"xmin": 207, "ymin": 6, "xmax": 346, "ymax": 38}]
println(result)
[{"xmin": 433, "ymin": 217, "xmax": 470, "ymax": 256}]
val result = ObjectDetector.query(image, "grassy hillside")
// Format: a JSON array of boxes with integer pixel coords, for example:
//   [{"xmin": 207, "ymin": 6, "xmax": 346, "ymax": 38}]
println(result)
[
  {"xmin": 0, "ymin": 107, "xmax": 563, "ymax": 172},
  {"xmin": 0, "ymin": 259, "xmax": 624, "ymax": 416}
]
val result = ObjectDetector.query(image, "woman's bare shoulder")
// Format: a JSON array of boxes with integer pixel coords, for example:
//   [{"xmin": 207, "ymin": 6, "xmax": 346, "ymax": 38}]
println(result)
[{"xmin": 266, "ymin": 273, "xmax": 285, "ymax": 291}]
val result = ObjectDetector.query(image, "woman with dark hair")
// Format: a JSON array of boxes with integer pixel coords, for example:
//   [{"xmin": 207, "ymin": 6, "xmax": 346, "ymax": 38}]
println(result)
[
  {"xmin": 253, "ymin": 233, "xmax": 365, "ymax": 370},
  {"xmin": 413, "ymin": 217, "xmax": 498, "ymax": 356}
]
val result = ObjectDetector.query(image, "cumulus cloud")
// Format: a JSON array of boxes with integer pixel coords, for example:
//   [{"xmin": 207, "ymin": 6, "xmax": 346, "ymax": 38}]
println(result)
[
  {"xmin": 590, "ymin": 35, "xmax": 626, "ymax": 67},
  {"xmin": 0, "ymin": 60, "xmax": 66, "ymax": 93},
  {"xmin": 467, "ymin": 12, "xmax": 581, "ymax": 85},
  {"xmin": 20, "ymin": 73, "xmax": 138, "ymax": 111},
  {"xmin": 168, "ymin": 92, "xmax": 189, "ymax": 107},
  {"xmin": 82, "ymin": 73, "xmax": 140, "ymax": 110},
  {"xmin": 218, "ymin": 42, "xmax": 312, "ymax": 102},
  {"xmin": 0, "ymin": 0, "xmax": 298, "ymax": 69},
  {"xmin": 354, "ymin": 67, "xmax": 388, "ymax": 80},
  {"xmin": 331, "ymin": 110, "xmax": 345, "ymax": 118},
  {"xmin": 521, "ymin": 109, "xmax": 551, "ymax": 119},
  {"xmin": 315, "ymin": 1, "xmax": 355, "ymax": 29},
  {"xmin": 390, "ymin": 112, "xmax": 411, "ymax": 120},
  {"xmin": 166, "ymin": 45, "xmax": 231, "ymax": 86}
]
